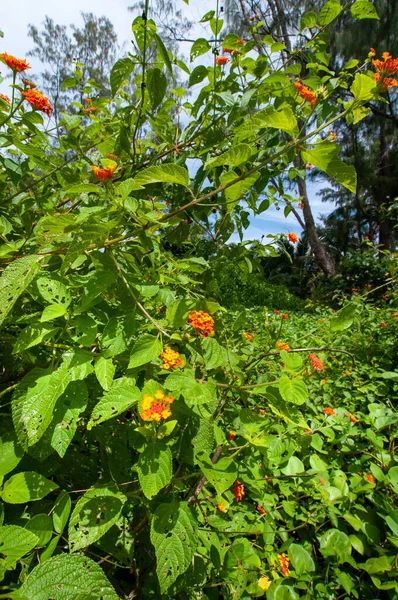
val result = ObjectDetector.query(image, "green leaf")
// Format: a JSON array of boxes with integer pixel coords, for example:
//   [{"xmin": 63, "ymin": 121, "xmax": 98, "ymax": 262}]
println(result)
[
  {"xmin": 190, "ymin": 38, "xmax": 211, "ymax": 62},
  {"xmin": 220, "ymin": 170, "xmax": 260, "ymax": 213},
  {"xmin": 0, "ymin": 431, "xmax": 24, "ymax": 477},
  {"xmin": 210, "ymin": 17, "xmax": 223, "ymax": 36},
  {"xmin": 166, "ymin": 298, "xmax": 191, "ymax": 328},
  {"xmin": 350, "ymin": 73, "xmax": 377, "ymax": 101},
  {"xmin": 52, "ymin": 491, "xmax": 71, "ymax": 535},
  {"xmin": 150, "ymin": 500, "xmax": 198, "ymax": 594},
  {"xmin": 13, "ymin": 322, "xmax": 60, "ymax": 353},
  {"xmin": 198, "ymin": 456, "xmax": 237, "ymax": 495},
  {"xmin": 330, "ymin": 303, "xmax": 357, "ymax": 331},
  {"xmin": 35, "ymin": 274, "xmax": 71, "ymax": 307},
  {"xmin": 12, "ymin": 351, "xmax": 93, "ymax": 448},
  {"xmin": 351, "ymin": 0, "xmax": 379, "ymax": 19},
  {"xmin": 301, "ymin": 142, "xmax": 357, "ymax": 193},
  {"xmin": 25, "ymin": 514, "xmax": 53, "ymax": 546},
  {"xmin": 319, "ymin": 529, "xmax": 351, "ymax": 563},
  {"xmin": 128, "ymin": 334, "xmax": 162, "ymax": 369},
  {"xmin": 261, "ymin": 106, "xmax": 297, "ymax": 132},
  {"xmin": 137, "ymin": 441, "xmax": 173, "ymax": 499},
  {"xmin": 50, "ymin": 380, "xmax": 88, "ymax": 457},
  {"xmin": 202, "ymin": 337, "xmax": 227, "ymax": 370},
  {"xmin": 282, "ymin": 456, "xmax": 305, "ymax": 475},
  {"xmin": 147, "ymin": 68, "xmax": 167, "ymax": 111},
  {"xmin": 205, "ymin": 144, "xmax": 252, "ymax": 169},
  {"xmin": 280, "ymin": 350, "xmax": 303, "ymax": 371},
  {"xmin": 68, "ymin": 485, "xmax": 126, "ymax": 552},
  {"xmin": 1, "ymin": 471, "xmax": 58, "ymax": 504},
  {"xmin": 0, "ymin": 525, "xmax": 38, "ymax": 569},
  {"xmin": 278, "ymin": 376, "xmax": 308, "ymax": 405},
  {"xmin": 318, "ymin": 0, "xmax": 342, "ymax": 26},
  {"xmin": 134, "ymin": 164, "xmax": 190, "ymax": 187},
  {"xmin": 64, "ymin": 183, "xmax": 103, "ymax": 195},
  {"xmin": 88, "ymin": 377, "xmax": 140, "ymax": 429},
  {"xmin": 154, "ymin": 32, "xmax": 173, "ymax": 75},
  {"xmin": 94, "ymin": 356, "xmax": 116, "ymax": 391},
  {"xmin": 300, "ymin": 11, "xmax": 317, "ymax": 30},
  {"xmin": 0, "ymin": 255, "xmax": 43, "ymax": 329},
  {"xmin": 288, "ymin": 544, "xmax": 315, "ymax": 575},
  {"xmin": 19, "ymin": 553, "xmax": 119, "ymax": 599},
  {"xmin": 110, "ymin": 57, "xmax": 135, "ymax": 96},
  {"xmin": 165, "ymin": 370, "xmax": 215, "ymax": 407},
  {"xmin": 188, "ymin": 65, "xmax": 208, "ymax": 87},
  {"xmin": 40, "ymin": 304, "xmax": 67, "ymax": 322}
]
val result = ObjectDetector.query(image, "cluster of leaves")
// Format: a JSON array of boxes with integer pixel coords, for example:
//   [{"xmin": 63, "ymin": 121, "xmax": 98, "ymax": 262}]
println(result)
[{"xmin": 0, "ymin": 1, "xmax": 397, "ymax": 599}]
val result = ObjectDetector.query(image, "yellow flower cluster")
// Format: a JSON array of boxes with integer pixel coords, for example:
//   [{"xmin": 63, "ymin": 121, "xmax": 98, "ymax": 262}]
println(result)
[
  {"xmin": 276, "ymin": 341, "xmax": 290, "ymax": 351},
  {"xmin": 160, "ymin": 346, "xmax": 184, "ymax": 369},
  {"xmin": 140, "ymin": 390, "xmax": 174, "ymax": 422}
]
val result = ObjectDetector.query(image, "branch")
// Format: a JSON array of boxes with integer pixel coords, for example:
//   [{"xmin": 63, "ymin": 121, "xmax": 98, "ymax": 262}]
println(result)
[{"xmin": 188, "ymin": 444, "xmax": 223, "ymax": 504}]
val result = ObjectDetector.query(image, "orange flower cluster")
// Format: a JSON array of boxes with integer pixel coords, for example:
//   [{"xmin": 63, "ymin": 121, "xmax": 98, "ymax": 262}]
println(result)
[
  {"xmin": 216, "ymin": 56, "xmax": 229, "ymax": 65},
  {"xmin": 294, "ymin": 81, "xmax": 316, "ymax": 107},
  {"xmin": 365, "ymin": 474, "xmax": 375, "ymax": 483},
  {"xmin": 188, "ymin": 310, "xmax": 214, "ymax": 337},
  {"xmin": 91, "ymin": 165, "xmax": 116, "ymax": 180},
  {"xmin": 228, "ymin": 430, "xmax": 236, "ymax": 440},
  {"xmin": 0, "ymin": 94, "xmax": 10, "ymax": 104},
  {"xmin": 242, "ymin": 331, "xmax": 255, "ymax": 341},
  {"xmin": 233, "ymin": 480, "xmax": 245, "ymax": 501},
  {"xmin": 140, "ymin": 390, "xmax": 174, "ymax": 422},
  {"xmin": 160, "ymin": 346, "xmax": 184, "ymax": 370},
  {"xmin": 217, "ymin": 502, "xmax": 226, "ymax": 512},
  {"xmin": 22, "ymin": 89, "xmax": 52, "ymax": 117},
  {"xmin": 281, "ymin": 313, "xmax": 288, "ymax": 320},
  {"xmin": 323, "ymin": 407, "xmax": 335, "ymax": 416},
  {"xmin": 257, "ymin": 504, "xmax": 266, "ymax": 515},
  {"xmin": 278, "ymin": 553, "xmax": 290, "ymax": 576},
  {"xmin": 328, "ymin": 131, "xmax": 337, "ymax": 141},
  {"xmin": 381, "ymin": 321, "xmax": 387, "ymax": 327},
  {"xmin": 345, "ymin": 412, "xmax": 359, "ymax": 423},
  {"xmin": 1, "ymin": 52, "xmax": 31, "ymax": 72},
  {"xmin": 107, "ymin": 153, "xmax": 119, "ymax": 160},
  {"xmin": 85, "ymin": 98, "xmax": 93, "ymax": 104},
  {"xmin": 372, "ymin": 52, "xmax": 398, "ymax": 90},
  {"xmin": 298, "ymin": 202, "xmax": 305, "ymax": 209},
  {"xmin": 83, "ymin": 107, "xmax": 97, "ymax": 114},
  {"xmin": 288, "ymin": 232, "xmax": 299, "ymax": 243},
  {"xmin": 308, "ymin": 353, "xmax": 325, "ymax": 372},
  {"xmin": 276, "ymin": 341, "xmax": 290, "ymax": 351}
]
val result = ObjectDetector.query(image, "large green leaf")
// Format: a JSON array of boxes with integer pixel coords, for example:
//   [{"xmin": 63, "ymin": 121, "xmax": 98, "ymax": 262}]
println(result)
[
  {"xmin": 12, "ymin": 351, "xmax": 93, "ymax": 448},
  {"xmin": 205, "ymin": 144, "xmax": 252, "ymax": 169},
  {"xmin": 330, "ymin": 303, "xmax": 357, "ymax": 331},
  {"xmin": 19, "ymin": 553, "xmax": 119, "ymax": 599},
  {"xmin": 25, "ymin": 514, "xmax": 53, "ymax": 546},
  {"xmin": 94, "ymin": 356, "xmax": 116, "ymax": 391},
  {"xmin": 165, "ymin": 370, "xmax": 215, "ymax": 407},
  {"xmin": 278, "ymin": 376, "xmax": 308, "ymax": 405},
  {"xmin": 0, "ymin": 431, "xmax": 24, "ymax": 477},
  {"xmin": 154, "ymin": 33, "xmax": 173, "ymax": 75},
  {"xmin": 319, "ymin": 0, "xmax": 342, "ymax": 25},
  {"xmin": 0, "ymin": 525, "xmax": 38, "ymax": 570},
  {"xmin": 301, "ymin": 142, "xmax": 357, "ymax": 193},
  {"xmin": 50, "ymin": 380, "xmax": 88, "ymax": 457},
  {"xmin": 110, "ymin": 57, "xmax": 135, "ymax": 96},
  {"xmin": 128, "ymin": 334, "xmax": 162, "ymax": 369},
  {"xmin": 202, "ymin": 337, "xmax": 228, "ymax": 370},
  {"xmin": 0, "ymin": 255, "xmax": 43, "ymax": 329},
  {"xmin": 68, "ymin": 485, "xmax": 126, "ymax": 552},
  {"xmin": 351, "ymin": 0, "xmax": 379, "ymax": 19},
  {"xmin": 147, "ymin": 68, "xmax": 167, "ymax": 110},
  {"xmin": 13, "ymin": 322, "xmax": 60, "ymax": 353},
  {"xmin": 261, "ymin": 106, "xmax": 297, "ymax": 132},
  {"xmin": 88, "ymin": 377, "xmax": 140, "ymax": 429},
  {"xmin": 190, "ymin": 38, "xmax": 211, "ymax": 62},
  {"xmin": 350, "ymin": 73, "xmax": 377, "ymax": 101},
  {"xmin": 288, "ymin": 543, "xmax": 316, "ymax": 575},
  {"xmin": 137, "ymin": 441, "xmax": 173, "ymax": 499},
  {"xmin": 1, "ymin": 472, "xmax": 58, "ymax": 504},
  {"xmin": 319, "ymin": 529, "xmax": 352, "ymax": 563},
  {"xmin": 220, "ymin": 170, "xmax": 260, "ymax": 213},
  {"xmin": 150, "ymin": 500, "xmax": 198, "ymax": 593},
  {"xmin": 198, "ymin": 457, "xmax": 237, "ymax": 495},
  {"xmin": 134, "ymin": 164, "xmax": 190, "ymax": 187}
]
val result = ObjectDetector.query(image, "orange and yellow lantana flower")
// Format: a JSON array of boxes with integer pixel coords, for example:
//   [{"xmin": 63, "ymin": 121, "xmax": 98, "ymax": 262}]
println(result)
[
  {"xmin": 91, "ymin": 165, "xmax": 116, "ymax": 180},
  {"xmin": 1, "ymin": 52, "xmax": 31, "ymax": 72},
  {"xmin": 188, "ymin": 310, "xmax": 214, "ymax": 337},
  {"xmin": 160, "ymin": 346, "xmax": 184, "ymax": 370},
  {"xmin": 294, "ymin": 81, "xmax": 316, "ymax": 107},
  {"xmin": 372, "ymin": 51, "xmax": 398, "ymax": 90},
  {"xmin": 21, "ymin": 89, "xmax": 52, "ymax": 117},
  {"xmin": 276, "ymin": 341, "xmax": 290, "ymax": 351},
  {"xmin": 140, "ymin": 390, "xmax": 174, "ymax": 422}
]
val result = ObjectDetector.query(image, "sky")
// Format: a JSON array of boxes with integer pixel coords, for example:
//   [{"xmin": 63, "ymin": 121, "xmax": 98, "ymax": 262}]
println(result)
[{"xmin": 0, "ymin": 0, "xmax": 333, "ymax": 242}]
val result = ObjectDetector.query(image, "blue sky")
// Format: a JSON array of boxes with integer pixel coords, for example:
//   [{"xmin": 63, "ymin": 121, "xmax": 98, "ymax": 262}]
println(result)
[{"xmin": 0, "ymin": 0, "xmax": 333, "ymax": 242}]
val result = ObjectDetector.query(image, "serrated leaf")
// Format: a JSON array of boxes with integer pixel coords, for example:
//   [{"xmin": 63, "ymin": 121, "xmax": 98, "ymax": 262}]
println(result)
[
  {"xmin": 220, "ymin": 170, "xmax": 260, "ymax": 212},
  {"xmin": 40, "ymin": 304, "xmax": 67, "ymax": 322},
  {"xmin": 19, "ymin": 553, "xmax": 119, "ymax": 599},
  {"xmin": 319, "ymin": 0, "xmax": 342, "ymax": 26},
  {"xmin": 351, "ymin": 0, "xmax": 379, "ymax": 19},
  {"xmin": 0, "ymin": 525, "xmax": 38, "ymax": 569},
  {"xmin": 69, "ymin": 485, "xmax": 126, "ymax": 552},
  {"xmin": 1, "ymin": 471, "xmax": 58, "ymax": 504},
  {"xmin": 280, "ymin": 350, "xmax": 303, "ymax": 371},
  {"xmin": 302, "ymin": 142, "xmax": 357, "ymax": 193},
  {"xmin": 110, "ymin": 57, "xmax": 135, "ymax": 96},
  {"xmin": 147, "ymin": 67, "xmax": 167, "ymax": 110},
  {"xmin": 150, "ymin": 500, "xmax": 198, "ymax": 594},
  {"xmin": 25, "ymin": 514, "xmax": 53, "ymax": 546},
  {"xmin": 50, "ymin": 380, "xmax": 88, "ymax": 457},
  {"xmin": 198, "ymin": 456, "xmax": 237, "ymax": 495},
  {"xmin": 88, "ymin": 377, "xmax": 140, "ymax": 429},
  {"xmin": 261, "ymin": 106, "xmax": 297, "ymax": 132},
  {"xmin": 278, "ymin": 376, "xmax": 308, "ymax": 405},
  {"xmin": 350, "ymin": 73, "xmax": 377, "ymax": 101},
  {"xmin": 0, "ymin": 255, "xmax": 43, "ymax": 329},
  {"xmin": 128, "ymin": 334, "xmax": 162, "ymax": 369},
  {"xmin": 13, "ymin": 322, "xmax": 59, "ymax": 353},
  {"xmin": 166, "ymin": 298, "xmax": 191, "ymax": 328},
  {"xmin": 202, "ymin": 337, "xmax": 227, "ymax": 370},
  {"xmin": 205, "ymin": 144, "xmax": 252, "ymax": 169},
  {"xmin": 94, "ymin": 356, "xmax": 116, "ymax": 391},
  {"xmin": 12, "ymin": 351, "xmax": 93, "ymax": 448},
  {"xmin": 64, "ymin": 183, "xmax": 102, "ymax": 195},
  {"xmin": 0, "ymin": 431, "xmax": 24, "ymax": 476},
  {"xmin": 165, "ymin": 370, "xmax": 215, "ymax": 407},
  {"xmin": 35, "ymin": 274, "xmax": 71, "ymax": 307},
  {"xmin": 137, "ymin": 441, "xmax": 172, "ymax": 499},
  {"xmin": 134, "ymin": 164, "xmax": 189, "ymax": 187}
]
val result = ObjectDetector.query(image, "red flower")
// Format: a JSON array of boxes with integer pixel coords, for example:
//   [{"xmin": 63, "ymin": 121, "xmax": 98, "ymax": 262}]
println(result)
[
  {"xmin": 298, "ymin": 202, "xmax": 305, "ymax": 209},
  {"xmin": 22, "ymin": 89, "xmax": 52, "ymax": 117},
  {"xmin": 216, "ymin": 56, "xmax": 229, "ymax": 65},
  {"xmin": 228, "ymin": 430, "xmax": 236, "ymax": 441},
  {"xmin": 281, "ymin": 314, "xmax": 288, "ymax": 320},
  {"xmin": 287, "ymin": 232, "xmax": 299, "ymax": 243},
  {"xmin": 323, "ymin": 407, "xmax": 335, "ymax": 416},
  {"xmin": 381, "ymin": 322, "xmax": 387, "ymax": 327},
  {"xmin": 257, "ymin": 504, "xmax": 266, "ymax": 515},
  {"xmin": 233, "ymin": 480, "xmax": 245, "ymax": 501},
  {"xmin": 1, "ymin": 52, "xmax": 31, "ymax": 72},
  {"xmin": 274, "ymin": 309, "xmax": 280, "ymax": 314},
  {"xmin": 91, "ymin": 165, "xmax": 115, "ymax": 180},
  {"xmin": 365, "ymin": 474, "xmax": 375, "ymax": 483},
  {"xmin": 308, "ymin": 353, "xmax": 325, "ymax": 372},
  {"xmin": 294, "ymin": 81, "xmax": 316, "ymax": 107}
]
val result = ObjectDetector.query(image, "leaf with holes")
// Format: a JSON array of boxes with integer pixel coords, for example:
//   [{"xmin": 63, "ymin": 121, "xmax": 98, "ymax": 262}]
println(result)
[
  {"xmin": 68, "ymin": 486, "xmax": 126, "ymax": 552},
  {"xmin": 150, "ymin": 500, "xmax": 198, "ymax": 594},
  {"xmin": 1, "ymin": 471, "xmax": 58, "ymax": 504},
  {"xmin": 50, "ymin": 381, "xmax": 88, "ymax": 457},
  {"xmin": 0, "ymin": 255, "xmax": 43, "ymax": 329},
  {"xmin": 0, "ymin": 431, "xmax": 24, "ymax": 477},
  {"xmin": 19, "ymin": 553, "xmax": 119, "ymax": 599},
  {"xmin": 198, "ymin": 456, "xmax": 237, "ymax": 495},
  {"xmin": 87, "ymin": 377, "xmax": 140, "ymax": 429},
  {"xmin": 137, "ymin": 441, "xmax": 173, "ymax": 499},
  {"xmin": 110, "ymin": 57, "xmax": 135, "ymax": 96}
]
